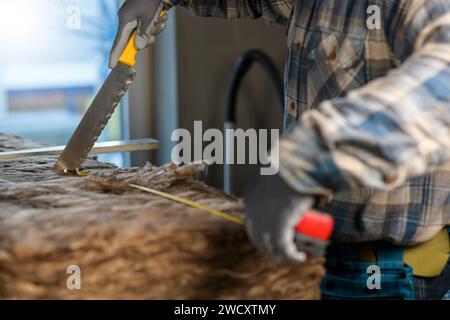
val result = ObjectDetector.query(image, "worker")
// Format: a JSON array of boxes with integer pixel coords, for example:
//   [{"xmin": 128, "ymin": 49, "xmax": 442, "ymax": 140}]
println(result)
[{"xmin": 109, "ymin": 0, "xmax": 450, "ymax": 300}]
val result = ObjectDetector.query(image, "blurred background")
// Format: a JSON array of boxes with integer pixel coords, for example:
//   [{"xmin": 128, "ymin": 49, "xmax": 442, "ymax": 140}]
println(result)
[
  {"xmin": 0, "ymin": 0, "xmax": 286, "ymax": 195},
  {"xmin": 0, "ymin": 0, "xmax": 123, "ymax": 164}
]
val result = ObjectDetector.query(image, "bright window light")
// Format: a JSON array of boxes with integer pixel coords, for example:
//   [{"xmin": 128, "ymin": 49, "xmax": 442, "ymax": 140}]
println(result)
[
  {"xmin": 0, "ymin": 0, "xmax": 126, "ymax": 167},
  {"xmin": 0, "ymin": 1, "xmax": 49, "ymax": 50}
]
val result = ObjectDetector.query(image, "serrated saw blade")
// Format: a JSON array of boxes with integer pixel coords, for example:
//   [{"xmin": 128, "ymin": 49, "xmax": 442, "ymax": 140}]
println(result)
[{"xmin": 54, "ymin": 63, "xmax": 136, "ymax": 174}]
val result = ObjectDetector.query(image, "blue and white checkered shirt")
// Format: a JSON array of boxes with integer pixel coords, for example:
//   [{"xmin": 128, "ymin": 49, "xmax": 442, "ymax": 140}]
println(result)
[{"xmin": 170, "ymin": 0, "xmax": 450, "ymax": 245}]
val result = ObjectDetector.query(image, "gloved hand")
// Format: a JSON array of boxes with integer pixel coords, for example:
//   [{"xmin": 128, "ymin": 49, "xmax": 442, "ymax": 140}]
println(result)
[
  {"xmin": 244, "ymin": 173, "xmax": 319, "ymax": 264},
  {"xmin": 109, "ymin": 0, "xmax": 169, "ymax": 69}
]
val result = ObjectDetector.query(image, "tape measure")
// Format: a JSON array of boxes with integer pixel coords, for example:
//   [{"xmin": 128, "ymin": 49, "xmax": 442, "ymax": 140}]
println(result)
[
  {"xmin": 129, "ymin": 184, "xmax": 244, "ymax": 225},
  {"xmin": 129, "ymin": 183, "xmax": 334, "ymax": 242}
]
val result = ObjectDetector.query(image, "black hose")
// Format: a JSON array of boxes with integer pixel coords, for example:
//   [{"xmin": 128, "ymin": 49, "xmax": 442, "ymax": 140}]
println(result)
[{"xmin": 225, "ymin": 49, "xmax": 284, "ymax": 123}]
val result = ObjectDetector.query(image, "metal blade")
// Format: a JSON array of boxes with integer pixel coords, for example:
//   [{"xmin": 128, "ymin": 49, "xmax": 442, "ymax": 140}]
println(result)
[
  {"xmin": 54, "ymin": 63, "xmax": 136, "ymax": 174},
  {"xmin": 0, "ymin": 138, "xmax": 160, "ymax": 160}
]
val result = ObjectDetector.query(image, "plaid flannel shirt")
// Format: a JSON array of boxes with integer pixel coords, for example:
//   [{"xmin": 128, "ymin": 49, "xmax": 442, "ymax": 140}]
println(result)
[{"xmin": 170, "ymin": 0, "xmax": 450, "ymax": 245}]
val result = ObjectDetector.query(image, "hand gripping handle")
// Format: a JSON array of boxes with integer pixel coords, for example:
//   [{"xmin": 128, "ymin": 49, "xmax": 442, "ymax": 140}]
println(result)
[{"xmin": 118, "ymin": 7, "xmax": 166, "ymax": 67}]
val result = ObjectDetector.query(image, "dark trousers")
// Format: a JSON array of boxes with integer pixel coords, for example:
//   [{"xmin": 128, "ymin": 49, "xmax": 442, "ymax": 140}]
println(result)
[
  {"xmin": 414, "ymin": 258, "xmax": 450, "ymax": 299},
  {"xmin": 322, "ymin": 241, "xmax": 450, "ymax": 300}
]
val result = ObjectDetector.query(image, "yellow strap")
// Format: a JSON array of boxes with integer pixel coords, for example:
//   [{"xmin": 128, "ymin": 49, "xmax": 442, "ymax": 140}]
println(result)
[
  {"xmin": 404, "ymin": 228, "xmax": 450, "ymax": 277},
  {"xmin": 129, "ymin": 184, "xmax": 245, "ymax": 225},
  {"xmin": 358, "ymin": 229, "xmax": 450, "ymax": 277}
]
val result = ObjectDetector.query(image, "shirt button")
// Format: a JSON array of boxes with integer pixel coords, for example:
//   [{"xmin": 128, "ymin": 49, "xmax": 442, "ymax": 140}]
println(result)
[
  {"xmin": 290, "ymin": 101, "xmax": 297, "ymax": 112},
  {"xmin": 328, "ymin": 51, "xmax": 337, "ymax": 61},
  {"xmin": 383, "ymin": 173, "xmax": 398, "ymax": 185}
]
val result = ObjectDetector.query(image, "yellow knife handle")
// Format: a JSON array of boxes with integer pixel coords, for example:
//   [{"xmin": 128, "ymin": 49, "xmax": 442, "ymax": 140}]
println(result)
[
  {"xmin": 118, "ymin": 11, "xmax": 166, "ymax": 68},
  {"xmin": 118, "ymin": 31, "xmax": 139, "ymax": 67}
]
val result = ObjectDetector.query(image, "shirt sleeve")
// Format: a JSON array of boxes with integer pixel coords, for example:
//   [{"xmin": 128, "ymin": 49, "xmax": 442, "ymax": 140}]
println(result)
[
  {"xmin": 166, "ymin": 0, "xmax": 294, "ymax": 24},
  {"xmin": 278, "ymin": 0, "xmax": 450, "ymax": 196}
]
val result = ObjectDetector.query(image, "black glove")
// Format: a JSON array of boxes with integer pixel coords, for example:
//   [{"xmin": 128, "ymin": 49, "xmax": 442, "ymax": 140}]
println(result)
[{"xmin": 244, "ymin": 173, "xmax": 321, "ymax": 263}]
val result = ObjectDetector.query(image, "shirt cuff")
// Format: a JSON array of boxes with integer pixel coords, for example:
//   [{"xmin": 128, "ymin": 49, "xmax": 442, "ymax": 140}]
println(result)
[{"xmin": 277, "ymin": 117, "xmax": 349, "ymax": 196}]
